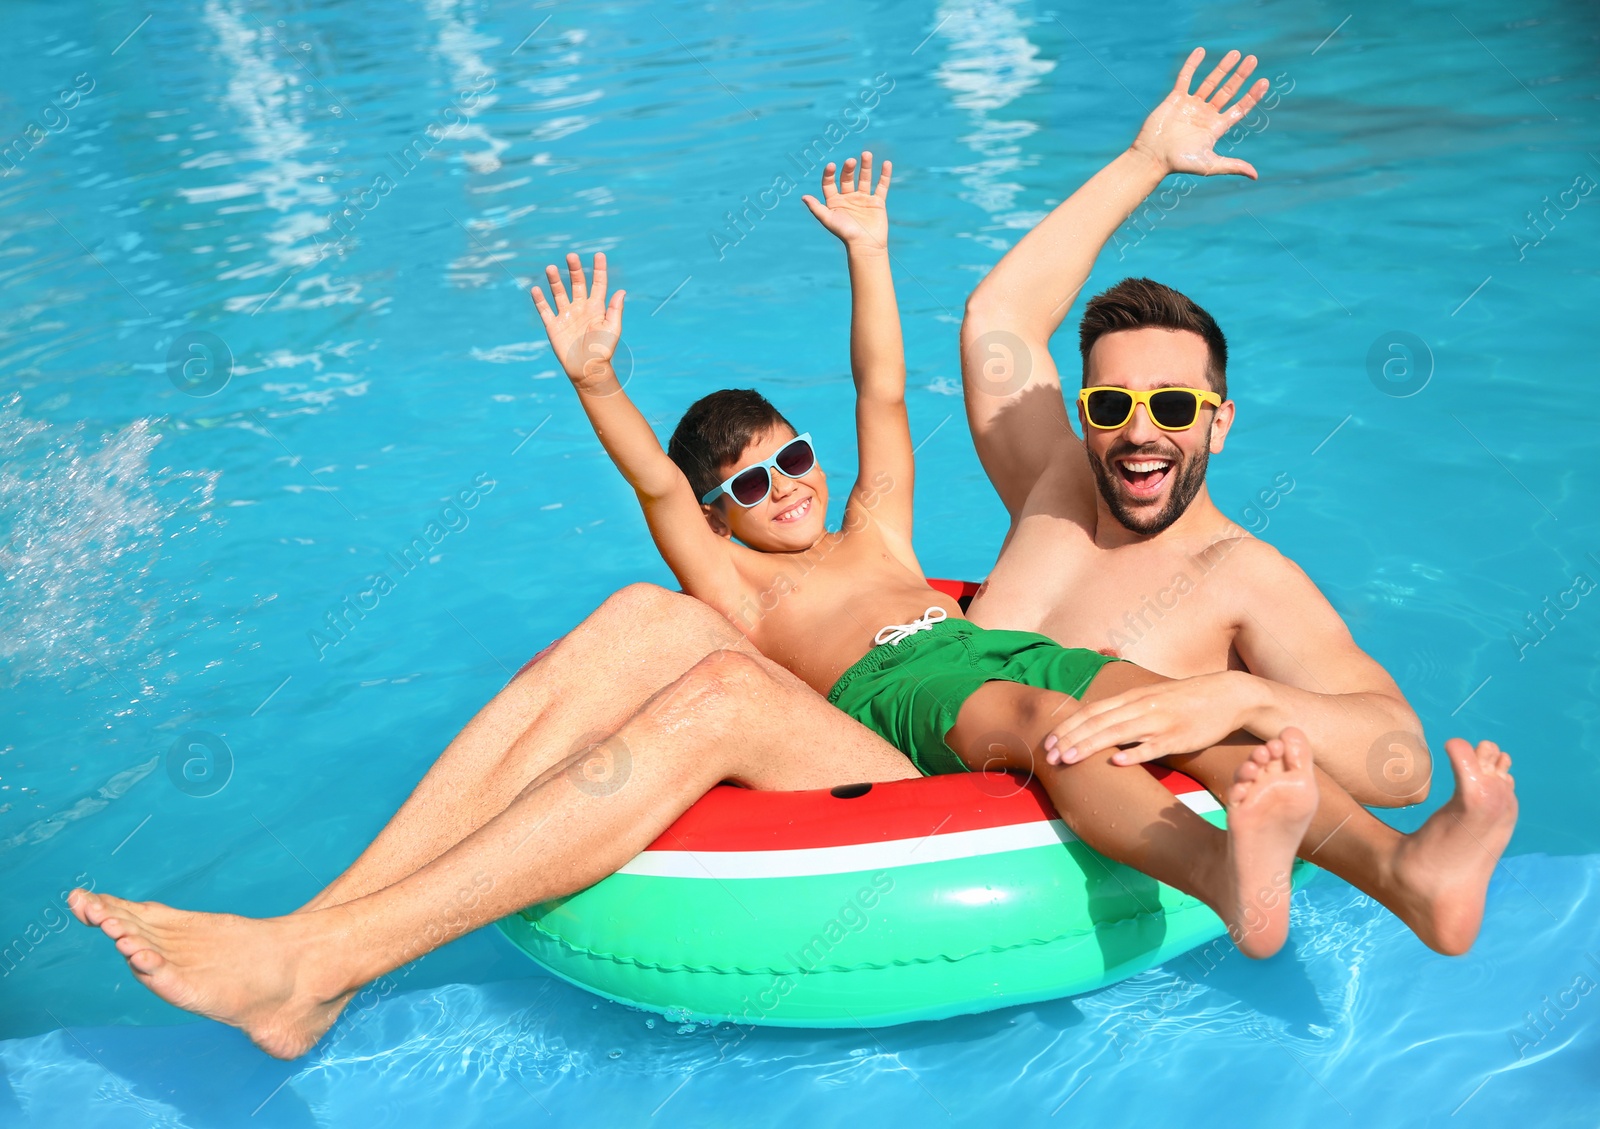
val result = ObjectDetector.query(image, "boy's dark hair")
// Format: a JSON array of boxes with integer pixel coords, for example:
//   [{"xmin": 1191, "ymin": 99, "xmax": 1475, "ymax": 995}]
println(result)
[
  {"xmin": 1078, "ymin": 277, "xmax": 1228, "ymax": 400},
  {"xmin": 669, "ymin": 388, "xmax": 796, "ymax": 503}
]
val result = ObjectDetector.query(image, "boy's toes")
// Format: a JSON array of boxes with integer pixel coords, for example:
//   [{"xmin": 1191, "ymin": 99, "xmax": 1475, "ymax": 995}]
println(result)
[{"xmin": 1279, "ymin": 727, "xmax": 1308, "ymax": 765}]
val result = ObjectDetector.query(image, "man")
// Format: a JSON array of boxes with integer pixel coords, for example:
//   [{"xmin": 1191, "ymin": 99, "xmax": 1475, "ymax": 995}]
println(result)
[
  {"xmin": 69, "ymin": 49, "xmax": 1509, "ymax": 1061},
  {"xmin": 959, "ymin": 51, "xmax": 1426, "ymax": 799}
]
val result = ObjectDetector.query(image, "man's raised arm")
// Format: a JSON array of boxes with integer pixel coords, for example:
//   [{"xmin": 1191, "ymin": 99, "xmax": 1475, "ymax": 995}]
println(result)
[{"xmin": 961, "ymin": 47, "xmax": 1268, "ymax": 518}]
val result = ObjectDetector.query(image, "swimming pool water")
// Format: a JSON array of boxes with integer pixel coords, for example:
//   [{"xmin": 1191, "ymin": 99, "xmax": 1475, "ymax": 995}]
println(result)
[{"xmin": 2, "ymin": 0, "xmax": 1598, "ymax": 1124}]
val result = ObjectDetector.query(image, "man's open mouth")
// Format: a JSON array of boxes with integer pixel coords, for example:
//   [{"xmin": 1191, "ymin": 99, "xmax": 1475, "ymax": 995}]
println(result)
[
  {"xmin": 1115, "ymin": 456, "xmax": 1175, "ymax": 498},
  {"xmin": 772, "ymin": 496, "xmax": 812, "ymax": 524}
]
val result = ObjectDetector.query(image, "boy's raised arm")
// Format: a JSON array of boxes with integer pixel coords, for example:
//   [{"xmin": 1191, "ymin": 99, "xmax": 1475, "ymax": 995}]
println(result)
[
  {"xmin": 802, "ymin": 153, "xmax": 914, "ymax": 541},
  {"xmin": 531, "ymin": 253, "xmax": 740, "ymax": 601},
  {"xmin": 961, "ymin": 48, "xmax": 1270, "ymax": 519}
]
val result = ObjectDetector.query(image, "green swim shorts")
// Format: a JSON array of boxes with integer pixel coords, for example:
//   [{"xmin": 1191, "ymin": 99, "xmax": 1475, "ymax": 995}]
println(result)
[{"xmin": 825, "ymin": 618, "xmax": 1122, "ymax": 777}]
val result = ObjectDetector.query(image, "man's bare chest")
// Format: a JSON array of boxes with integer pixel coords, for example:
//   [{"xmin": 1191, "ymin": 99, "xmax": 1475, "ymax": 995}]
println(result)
[{"xmin": 969, "ymin": 511, "xmax": 1244, "ymax": 677}]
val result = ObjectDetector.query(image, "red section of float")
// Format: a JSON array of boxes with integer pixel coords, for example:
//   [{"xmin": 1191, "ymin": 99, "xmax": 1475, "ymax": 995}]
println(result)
[
  {"xmin": 926, "ymin": 576, "xmax": 983, "ymax": 606},
  {"xmin": 644, "ymin": 766, "xmax": 1208, "ymax": 854}
]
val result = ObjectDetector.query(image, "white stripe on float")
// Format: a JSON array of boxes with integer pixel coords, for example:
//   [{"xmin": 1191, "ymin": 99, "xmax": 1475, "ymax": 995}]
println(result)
[
  {"xmin": 622, "ymin": 820, "xmax": 1072, "ymax": 880},
  {"xmin": 1178, "ymin": 787, "xmax": 1221, "ymax": 815},
  {"xmin": 622, "ymin": 789, "xmax": 1220, "ymax": 880}
]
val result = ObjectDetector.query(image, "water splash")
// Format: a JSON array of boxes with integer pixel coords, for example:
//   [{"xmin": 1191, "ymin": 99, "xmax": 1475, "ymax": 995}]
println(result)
[{"xmin": 0, "ymin": 395, "xmax": 218, "ymax": 685}]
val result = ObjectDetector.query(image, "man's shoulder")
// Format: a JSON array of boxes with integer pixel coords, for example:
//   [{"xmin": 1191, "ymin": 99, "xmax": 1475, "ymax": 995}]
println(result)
[
  {"xmin": 1195, "ymin": 534, "xmax": 1344, "ymax": 634},
  {"xmin": 1191, "ymin": 530, "xmax": 1312, "ymax": 588}
]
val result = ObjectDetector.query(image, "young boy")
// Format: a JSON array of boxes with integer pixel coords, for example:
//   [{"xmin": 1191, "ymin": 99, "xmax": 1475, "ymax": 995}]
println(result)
[{"xmin": 533, "ymin": 152, "xmax": 1513, "ymax": 960}]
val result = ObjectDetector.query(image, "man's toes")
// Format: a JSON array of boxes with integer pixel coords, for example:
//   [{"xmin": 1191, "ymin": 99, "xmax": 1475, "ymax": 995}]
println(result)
[
  {"xmin": 94, "ymin": 893, "xmax": 139, "ymax": 919},
  {"xmin": 100, "ymin": 916, "xmax": 136, "ymax": 942},
  {"xmin": 114, "ymin": 933, "xmax": 152, "ymax": 957},
  {"xmin": 1235, "ymin": 759, "xmax": 1262, "ymax": 784},
  {"xmin": 67, "ymin": 890, "xmax": 97, "ymax": 925},
  {"xmin": 128, "ymin": 948, "xmax": 166, "ymax": 975}
]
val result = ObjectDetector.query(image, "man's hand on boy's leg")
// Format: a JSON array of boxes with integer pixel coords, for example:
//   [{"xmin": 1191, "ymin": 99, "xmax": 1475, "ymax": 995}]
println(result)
[
  {"xmin": 801, "ymin": 151, "xmax": 891, "ymax": 253},
  {"xmin": 1043, "ymin": 670, "xmax": 1263, "ymax": 767},
  {"xmin": 530, "ymin": 250, "xmax": 627, "ymax": 393},
  {"xmin": 1130, "ymin": 47, "xmax": 1271, "ymax": 180}
]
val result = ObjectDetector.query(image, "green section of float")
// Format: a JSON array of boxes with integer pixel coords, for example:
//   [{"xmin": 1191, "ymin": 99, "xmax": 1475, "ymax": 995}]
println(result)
[{"xmin": 497, "ymin": 810, "xmax": 1318, "ymax": 1027}]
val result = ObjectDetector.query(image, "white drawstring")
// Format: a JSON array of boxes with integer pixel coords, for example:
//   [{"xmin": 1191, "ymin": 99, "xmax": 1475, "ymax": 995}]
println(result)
[{"xmin": 873, "ymin": 606, "xmax": 948, "ymax": 647}]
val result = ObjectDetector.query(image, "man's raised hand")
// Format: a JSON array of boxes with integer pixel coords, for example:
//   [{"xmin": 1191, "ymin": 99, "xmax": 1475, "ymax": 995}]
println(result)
[
  {"xmin": 1131, "ymin": 48, "xmax": 1271, "ymax": 179},
  {"xmin": 802, "ymin": 152, "xmax": 891, "ymax": 252},
  {"xmin": 530, "ymin": 251, "xmax": 626, "ymax": 391}
]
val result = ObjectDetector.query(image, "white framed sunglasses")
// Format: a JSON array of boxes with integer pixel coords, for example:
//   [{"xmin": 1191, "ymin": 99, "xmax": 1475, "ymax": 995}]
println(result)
[{"xmin": 700, "ymin": 433, "xmax": 819, "ymax": 507}]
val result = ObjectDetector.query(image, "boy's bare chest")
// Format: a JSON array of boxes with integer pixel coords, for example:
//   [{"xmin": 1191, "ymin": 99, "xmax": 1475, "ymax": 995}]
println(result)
[{"xmin": 736, "ymin": 532, "xmax": 954, "ymax": 693}]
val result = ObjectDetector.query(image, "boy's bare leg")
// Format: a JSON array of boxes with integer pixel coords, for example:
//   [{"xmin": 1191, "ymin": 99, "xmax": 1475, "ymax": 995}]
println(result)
[
  {"xmin": 1010, "ymin": 663, "xmax": 1515, "ymax": 956},
  {"xmin": 69, "ymin": 651, "xmax": 917, "ymax": 1060},
  {"xmin": 301, "ymin": 583, "xmax": 748, "ymax": 911},
  {"xmin": 1083, "ymin": 664, "xmax": 1516, "ymax": 955},
  {"xmin": 948, "ymin": 679, "xmax": 1316, "ymax": 959},
  {"xmin": 1164, "ymin": 728, "xmax": 1516, "ymax": 956}
]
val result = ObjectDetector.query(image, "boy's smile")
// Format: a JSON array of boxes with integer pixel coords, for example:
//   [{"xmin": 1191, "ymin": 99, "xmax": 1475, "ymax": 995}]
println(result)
[{"xmin": 771, "ymin": 495, "xmax": 814, "ymax": 524}]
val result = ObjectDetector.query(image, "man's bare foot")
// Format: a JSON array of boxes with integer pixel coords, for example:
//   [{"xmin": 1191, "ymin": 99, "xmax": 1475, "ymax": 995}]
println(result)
[
  {"xmin": 68, "ymin": 889, "xmax": 358, "ymax": 1059},
  {"xmin": 1221, "ymin": 728, "xmax": 1318, "ymax": 958},
  {"xmin": 1385, "ymin": 737, "xmax": 1517, "ymax": 955}
]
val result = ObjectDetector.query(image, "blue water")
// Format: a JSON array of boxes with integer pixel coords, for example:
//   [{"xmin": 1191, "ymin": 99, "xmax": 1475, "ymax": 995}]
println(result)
[{"xmin": 3, "ymin": 0, "xmax": 1598, "ymax": 1124}]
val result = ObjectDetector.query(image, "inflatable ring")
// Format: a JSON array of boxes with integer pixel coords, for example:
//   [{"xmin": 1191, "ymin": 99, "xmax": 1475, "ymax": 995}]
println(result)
[
  {"xmin": 497, "ymin": 579, "xmax": 1315, "ymax": 1026},
  {"xmin": 499, "ymin": 767, "xmax": 1315, "ymax": 1027}
]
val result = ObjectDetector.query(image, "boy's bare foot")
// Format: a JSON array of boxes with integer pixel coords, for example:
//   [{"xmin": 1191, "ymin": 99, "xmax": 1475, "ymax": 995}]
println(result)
[
  {"xmin": 68, "ymin": 889, "xmax": 357, "ymax": 1060},
  {"xmin": 1221, "ymin": 728, "xmax": 1318, "ymax": 958},
  {"xmin": 1385, "ymin": 737, "xmax": 1517, "ymax": 955}
]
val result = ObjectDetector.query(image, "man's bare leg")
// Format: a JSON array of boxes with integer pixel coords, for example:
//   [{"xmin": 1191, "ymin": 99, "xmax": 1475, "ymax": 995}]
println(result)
[
  {"xmin": 1086, "ymin": 664, "xmax": 1518, "ymax": 955},
  {"xmin": 302, "ymin": 584, "xmax": 746, "ymax": 911},
  {"xmin": 70, "ymin": 651, "xmax": 918, "ymax": 1059}
]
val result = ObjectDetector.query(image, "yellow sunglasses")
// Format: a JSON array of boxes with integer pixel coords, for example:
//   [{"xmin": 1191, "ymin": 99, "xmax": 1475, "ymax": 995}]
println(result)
[{"xmin": 1078, "ymin": 386, "xmax": 1222, "ymax": 431}]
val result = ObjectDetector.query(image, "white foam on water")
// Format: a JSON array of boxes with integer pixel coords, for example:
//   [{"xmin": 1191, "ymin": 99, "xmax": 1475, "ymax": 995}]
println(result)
[{"xmin": 0, "ymin": 395, "xmax": 218, "ymax": 686}]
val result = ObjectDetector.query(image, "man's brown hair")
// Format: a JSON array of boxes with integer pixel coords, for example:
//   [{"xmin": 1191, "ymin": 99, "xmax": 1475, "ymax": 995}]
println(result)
[{"xmin": 1078, "ymin": 277, "xmax": 1228, "ymax": 400}]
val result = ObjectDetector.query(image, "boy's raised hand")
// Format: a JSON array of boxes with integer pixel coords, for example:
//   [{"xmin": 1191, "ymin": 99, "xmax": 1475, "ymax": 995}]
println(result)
[
  {"xmin": 1131, "ymin": 48, "xmax": 1271, "ymax": 179},
  {"xmin": 802, "ymin": 152, "xmax": 891, "ymax": 252},
  {"xmin": 531, "ymin": 251, "xmax": 626, "ymax": 391}
]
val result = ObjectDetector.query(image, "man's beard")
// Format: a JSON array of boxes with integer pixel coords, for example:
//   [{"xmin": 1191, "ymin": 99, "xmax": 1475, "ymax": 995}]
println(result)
[{"xmin": 1087, "ymin": 437, "xmax": 1210, "ymax": 536}]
